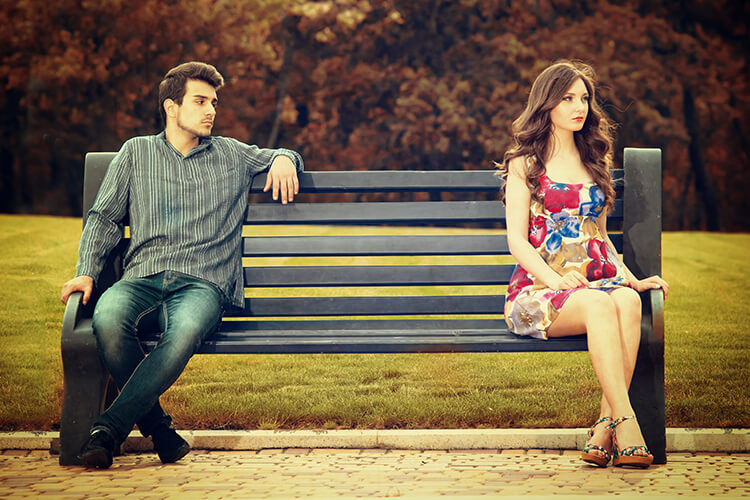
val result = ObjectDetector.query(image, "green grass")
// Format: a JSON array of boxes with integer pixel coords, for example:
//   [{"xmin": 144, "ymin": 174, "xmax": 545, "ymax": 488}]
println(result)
[{"xmin": 0, "ymin": 215, "xmax": 748, "ymax": 431}]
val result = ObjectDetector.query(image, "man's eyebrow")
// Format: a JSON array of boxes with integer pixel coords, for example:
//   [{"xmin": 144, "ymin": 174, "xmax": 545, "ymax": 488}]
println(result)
[{"xmin": 191, "ymin": 93, "xmax": 218, "ymax": 102}]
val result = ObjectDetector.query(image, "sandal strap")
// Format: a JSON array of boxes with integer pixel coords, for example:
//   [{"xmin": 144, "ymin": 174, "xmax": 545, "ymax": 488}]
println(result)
[
  {"xmin": 618, "ymin": 445, "xmax": 651, "ymax": 457},
  {"xmin": 582, "ymin": 443, "xmax": 611, "ymax": 459},
  {"xmin": 609, "ymin": 415, "xmax": 636, "ymax": 430},
  {"xmin": 588, "ymin": 416, "xmax": 613, "ymax": 438}
]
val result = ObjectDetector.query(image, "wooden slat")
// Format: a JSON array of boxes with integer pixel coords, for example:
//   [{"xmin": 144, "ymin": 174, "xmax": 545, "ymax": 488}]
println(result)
[
  {"xmin": 137, "ymin": 330, "xmax": 588, "ymax": 354},
  {"xmin": 245, "ymin": 201, "xmax": 506, "ymax": 224},
  {"xmin": 245, "ymin": 199, "xmax": 623, "ymax": 224},
  {"xmin": 218, "ymin": 318, "xmax": 509, "ymax": 332},
  {"xmin": 243, "ymin": 265, "xmax": 515, "ymax": 287},
  {"xmin": 242, "ymin": 234, "xmax": 621, "ymax": 255},
  {"xmin": 250, "ymin": 170, "xmax": 502, "ymax": 193},
  {"xmin": 243, "ymin": 234, "xmax": 510, "ymax": 257},
  {"xmin": 233, "ymin": 295, "xmax": 505, "ymax": 317},
  {"xmin": 248, "ymin": 169, "xmax": 623, "ymax": 194}
]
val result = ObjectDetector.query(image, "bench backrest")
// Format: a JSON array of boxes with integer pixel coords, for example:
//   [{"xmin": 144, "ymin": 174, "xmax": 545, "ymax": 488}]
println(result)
[{"xmin": 82, "ymin": 149, "xmax": 661, "ymax": 351}]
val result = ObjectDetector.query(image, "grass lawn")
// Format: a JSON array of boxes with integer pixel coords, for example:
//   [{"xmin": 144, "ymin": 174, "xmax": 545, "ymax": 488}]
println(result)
[{"xmin": 0, "ymin": 214, "xmax": 748, "ymax": 431}]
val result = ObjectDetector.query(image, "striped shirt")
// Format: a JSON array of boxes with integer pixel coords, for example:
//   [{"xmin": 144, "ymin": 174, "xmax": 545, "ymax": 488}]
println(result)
[{"xmin": 76, "ymin": 131, "xmax": 304, "ymax": 308}]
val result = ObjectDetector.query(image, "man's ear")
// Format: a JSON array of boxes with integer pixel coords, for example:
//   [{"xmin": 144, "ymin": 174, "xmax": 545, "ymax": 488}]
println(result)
[{"xmin": 163, "ymin": 99, "xmax": 177, "ymax": 119}]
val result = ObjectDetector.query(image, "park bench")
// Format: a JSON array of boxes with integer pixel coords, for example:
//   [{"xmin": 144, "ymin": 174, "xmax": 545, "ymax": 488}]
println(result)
[{"xmin": 60, "ymin": 148, "xmax": 665, "ymax": 465}]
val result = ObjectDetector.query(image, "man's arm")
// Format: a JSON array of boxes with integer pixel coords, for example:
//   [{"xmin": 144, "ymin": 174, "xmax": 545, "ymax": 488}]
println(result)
[
  {"xmin": 240, "ymin": 143, "xmax": 304, "ymax": 204},
  {"xmin": 61, "ymin": 145, "xmax": 132, "ymax": 305}
]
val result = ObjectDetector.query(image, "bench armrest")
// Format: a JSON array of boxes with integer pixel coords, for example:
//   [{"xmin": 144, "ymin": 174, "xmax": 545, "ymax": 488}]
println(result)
[
  {"xmin": 62, "ymin": 292, "xmax": 87, "ymax": 338},
  {"xmin": 647, "ymin": 288, "xmax": 665, "ymax": 343}
]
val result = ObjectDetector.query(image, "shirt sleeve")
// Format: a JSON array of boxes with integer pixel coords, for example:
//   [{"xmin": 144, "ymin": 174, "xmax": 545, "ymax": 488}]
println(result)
[
  {"xmin": 75, "ymin": 143, "xmax": 132, "ymax": 283},
  {"xmin": 242, "ymin": 144, "xmax": 304, "ymax": 177}
]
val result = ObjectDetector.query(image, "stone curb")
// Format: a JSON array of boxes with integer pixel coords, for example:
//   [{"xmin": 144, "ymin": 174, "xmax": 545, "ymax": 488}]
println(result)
[{"xmin": 1, "ymin": 428, "xmax": 747, "ymax": 453}]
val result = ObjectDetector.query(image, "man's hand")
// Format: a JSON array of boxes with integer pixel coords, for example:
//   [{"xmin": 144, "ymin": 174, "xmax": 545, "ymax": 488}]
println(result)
[
  {"xmin": 61, "ymin": 275, "xmax": 94, "ymax": 306},
  {"xmin": 264, "ymin": 155, "xmax": 299, "ymax": 204}
]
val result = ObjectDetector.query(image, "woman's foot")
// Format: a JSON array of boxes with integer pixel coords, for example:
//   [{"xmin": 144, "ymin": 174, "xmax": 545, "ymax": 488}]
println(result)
[
  {"xmin": 581, "ymin": 416, "xmax": 613, "ymax": 467},
  {"xmin": 610, "ymin": 415, "xmax": 653, "ymax": 468}
]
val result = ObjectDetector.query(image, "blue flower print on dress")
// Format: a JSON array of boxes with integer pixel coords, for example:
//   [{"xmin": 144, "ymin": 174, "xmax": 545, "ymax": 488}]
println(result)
[
  {"xmin": 580, "ymin": 185, "xmax": 605, "ymax": 218},
  {"xmin": 545, "ymin": 211, "xmax": 580, "ymax": 253}
]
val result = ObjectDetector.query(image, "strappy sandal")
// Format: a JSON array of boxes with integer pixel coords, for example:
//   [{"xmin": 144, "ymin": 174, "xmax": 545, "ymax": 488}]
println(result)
[
  {"xmin": 609, "ymin": 415, "xmax": 653, "ymax": 468},
  {"xmin": 580, "ymin": 416, "xmax": 612, "ymax": 468}
]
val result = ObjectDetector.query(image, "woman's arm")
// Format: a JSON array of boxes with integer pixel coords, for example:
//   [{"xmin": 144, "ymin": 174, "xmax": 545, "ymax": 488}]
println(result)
[
  {"xmin": 505, "ymin": 157, "xmax": 588, "ymax": 290},
  {"xmin": 595, "ymin": 214, "xmax": 669, "ymax": 297}
]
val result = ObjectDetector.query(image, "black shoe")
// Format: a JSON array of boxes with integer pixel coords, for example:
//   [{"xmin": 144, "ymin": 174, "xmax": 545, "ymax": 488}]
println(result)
[
  {"xmin": 78, "ymin": 428, "xmax": 117, "ymax": 469},
  {"xmin": 152, "ymin": 427, "xmax": 190, "ymax": 464}
]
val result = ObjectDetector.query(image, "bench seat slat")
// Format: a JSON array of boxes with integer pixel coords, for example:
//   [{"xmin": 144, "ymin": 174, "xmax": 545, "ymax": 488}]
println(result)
[
  {"xmin": 235, "ymin": 295, "xmax": 505, "ymax": 316},
  {"xmin": 219, "ymin": 318, "xmax": 509, "ymax": 331},
  {"xmin": 244, "ymin": 265, "xmax": 515, "ymax": 287},
  {"xmin": 139, "ymin": 332, "xmax": 588, "ymax": 354}
]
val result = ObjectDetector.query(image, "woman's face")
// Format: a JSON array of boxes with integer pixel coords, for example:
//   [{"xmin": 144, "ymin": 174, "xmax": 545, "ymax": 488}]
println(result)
[{"xmin": 549, "ymin": 77, "xmax": 589, "ymax": 134}]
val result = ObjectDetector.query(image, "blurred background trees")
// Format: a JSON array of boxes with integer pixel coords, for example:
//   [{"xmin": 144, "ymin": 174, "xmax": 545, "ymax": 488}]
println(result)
[{"xmin": 2, "ymin": 0, "xmax": 748, "ymax": 230}]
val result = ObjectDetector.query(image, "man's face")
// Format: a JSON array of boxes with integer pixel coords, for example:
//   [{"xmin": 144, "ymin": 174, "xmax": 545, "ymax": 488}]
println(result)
[{"xmin": 174, "ymin": 79, "xmax": 218, "ymax": 138}]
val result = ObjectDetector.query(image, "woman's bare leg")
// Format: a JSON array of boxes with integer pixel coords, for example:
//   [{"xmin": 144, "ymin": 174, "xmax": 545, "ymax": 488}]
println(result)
[{"xmin": 547, "ymin": 289, "xmax": 649, "ymax": 455}]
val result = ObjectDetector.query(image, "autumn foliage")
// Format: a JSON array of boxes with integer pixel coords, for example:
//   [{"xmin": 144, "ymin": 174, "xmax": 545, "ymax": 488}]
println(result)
[{"xmin": 2, "ymin": 0, "xmax": 748, "ymax": 230}]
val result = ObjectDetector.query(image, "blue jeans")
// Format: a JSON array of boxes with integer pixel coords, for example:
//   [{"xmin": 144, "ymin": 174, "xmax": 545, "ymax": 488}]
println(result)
[{"xmin": 91, "ymin": 271, "xmax": 223, "ymax": 443}]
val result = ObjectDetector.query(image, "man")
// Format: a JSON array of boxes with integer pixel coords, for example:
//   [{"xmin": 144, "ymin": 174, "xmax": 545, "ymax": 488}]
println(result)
[{"xmin": 60, "ymin": 61, "xmax": 303, "ymax": 469}]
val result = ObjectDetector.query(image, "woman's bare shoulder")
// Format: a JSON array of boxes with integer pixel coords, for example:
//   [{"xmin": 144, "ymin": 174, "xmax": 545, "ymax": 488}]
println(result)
[{"xmin": 506, "ymin": 155, "xmax": 529, "ymax": 180}]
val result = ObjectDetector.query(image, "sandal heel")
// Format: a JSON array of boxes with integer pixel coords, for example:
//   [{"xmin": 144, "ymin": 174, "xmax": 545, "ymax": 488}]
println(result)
[
  {"xmin": 609, "ymin": 416, "xmax": 653, "ymax": 469},
  {"xmin": 580, "ymin": 416, "xmax": 612, "ymax": 468}
]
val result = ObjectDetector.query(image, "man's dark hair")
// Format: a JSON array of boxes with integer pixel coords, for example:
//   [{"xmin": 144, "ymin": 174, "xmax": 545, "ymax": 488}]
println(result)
[{"xmin": 158, "ymin": 61, "xmax": 224, "ymax": 126}]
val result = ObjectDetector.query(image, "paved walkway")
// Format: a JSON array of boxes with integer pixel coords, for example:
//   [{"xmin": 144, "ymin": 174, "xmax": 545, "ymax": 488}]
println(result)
[{"xmin": 1, "ymin": 448, "xmax": 747, "ymax": 498}]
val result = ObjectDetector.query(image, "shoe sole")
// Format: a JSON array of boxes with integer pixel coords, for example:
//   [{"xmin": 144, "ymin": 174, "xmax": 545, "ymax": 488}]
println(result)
[
  {"xmin": 581, "ymin": 452, "xmax": 609, "ymax": 468},
  {"xmin": 79, "ymin": 449, "xmax": 113, "ymax": 469},
  {"xmin": 613, "ymin": 457, "xmax": 653, "ymax": 468},
  {"xmin": 158, "ymin": 443, "xmax": 191, "ymax": 464}
]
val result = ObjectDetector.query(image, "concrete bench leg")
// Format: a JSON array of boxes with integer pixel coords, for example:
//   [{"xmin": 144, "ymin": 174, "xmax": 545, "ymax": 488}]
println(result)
[
  {"xmin": 59, "ymin": 293, "xmax": 110, "ymax": 465},
  {"xmin": 630, "ymin": 290, "xmax": 666, "ymax": 464}
]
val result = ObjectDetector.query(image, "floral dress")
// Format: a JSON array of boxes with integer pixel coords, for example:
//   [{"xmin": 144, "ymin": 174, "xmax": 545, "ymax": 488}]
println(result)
[{"xmin": 504, "ymin": 171, "xmax": 630, "ymax": 340}]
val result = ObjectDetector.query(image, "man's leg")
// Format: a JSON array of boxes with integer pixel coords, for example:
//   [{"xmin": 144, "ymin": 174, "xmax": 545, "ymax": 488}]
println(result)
[
  {"xmin": 81, "ymin": 274, "xmax": 164, "ymax": 467},
  {"xmin": 88, "ymin": 272, "xmax": 222, "ymax": 464}
]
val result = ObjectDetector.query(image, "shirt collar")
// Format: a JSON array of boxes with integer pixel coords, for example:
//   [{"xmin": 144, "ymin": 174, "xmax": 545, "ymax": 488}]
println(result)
[{"xmin": 157, "ymin": 131, "xmax": 213, "ymax": 158}]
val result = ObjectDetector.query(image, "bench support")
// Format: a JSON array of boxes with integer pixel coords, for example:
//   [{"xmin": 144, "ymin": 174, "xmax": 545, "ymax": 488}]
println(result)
[
  {"xmin": 59, "ymin": 292, "xmax": 111, "ymax": 465},
  {"xmin": 623, "ymin": 148, "xmax": 666, "ymax": 464}
]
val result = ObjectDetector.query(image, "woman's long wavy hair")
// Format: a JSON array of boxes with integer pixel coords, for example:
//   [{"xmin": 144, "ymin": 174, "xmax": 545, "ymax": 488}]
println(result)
[{"xmin": 497, "ymin": 61, "xmax": 616, "ymax": 213}]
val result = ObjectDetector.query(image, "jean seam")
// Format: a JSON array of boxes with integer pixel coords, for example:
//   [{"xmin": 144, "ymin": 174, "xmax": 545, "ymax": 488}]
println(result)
[{"xmin": 133, "ymin": 303, "xmax": 162, "ymax": 337}]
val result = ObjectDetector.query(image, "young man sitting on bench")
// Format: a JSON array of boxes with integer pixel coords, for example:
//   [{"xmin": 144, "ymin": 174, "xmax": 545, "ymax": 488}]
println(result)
[{"xmin": 60, "ymin": 61, "xmax": 303, "ymax": 469}]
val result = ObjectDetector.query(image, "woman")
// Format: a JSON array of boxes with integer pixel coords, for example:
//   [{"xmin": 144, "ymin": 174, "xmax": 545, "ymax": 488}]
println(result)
[{"xmin": 497, "ymin": 61, "xmax": 668, "ymax": 468}]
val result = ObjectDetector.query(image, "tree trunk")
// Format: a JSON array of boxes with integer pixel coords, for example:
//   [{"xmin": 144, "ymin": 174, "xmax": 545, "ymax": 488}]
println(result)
[
  {"xmin": 268, "ymin": 16, "xmax": 295, "ymax": 148},
  {"xmin": 682, "ymin": 86, "xmax": 720, "ymax": 230}
]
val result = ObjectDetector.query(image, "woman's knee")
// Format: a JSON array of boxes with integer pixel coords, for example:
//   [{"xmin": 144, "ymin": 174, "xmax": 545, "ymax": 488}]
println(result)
[
  {"xmin": 612, "ymin": 287, "xmax": 642, "ymax": 323},
  {"xmin": 578, "ymin": 290, "xmax": 618, "ymax": 320}
]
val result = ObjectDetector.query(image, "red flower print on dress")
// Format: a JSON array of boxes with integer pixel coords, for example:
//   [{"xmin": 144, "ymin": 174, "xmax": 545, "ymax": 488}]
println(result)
[
  {"xmin": 541, "ymin": 175, "xmax": 583, "ymax": 213},
  {"xmin": 586, "ymin": 239, "xmax": 617, "ymax": 280},
  {"xmin": 507, "ymin": 266, "xmax": 533, "ymax": 302},
  {"xmin": 528, "ymin": 215, "xmax": 547, "ymax": 248}
]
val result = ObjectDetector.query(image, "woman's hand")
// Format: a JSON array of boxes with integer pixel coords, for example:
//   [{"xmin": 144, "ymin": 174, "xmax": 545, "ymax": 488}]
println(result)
[
  {"xmin": 550, "ymin": 270, "xmax": 589, "ymax": 290},
  {"xmin": 631, "ymin": 275, "xmax": 669, "ymax": 298}
]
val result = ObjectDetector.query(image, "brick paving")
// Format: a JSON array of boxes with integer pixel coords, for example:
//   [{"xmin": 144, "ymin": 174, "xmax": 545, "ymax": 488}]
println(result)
[{"xmin": 0, "ymin": 448, "xmax": 748, "ymax": 498}]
